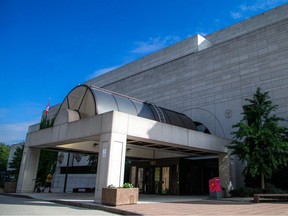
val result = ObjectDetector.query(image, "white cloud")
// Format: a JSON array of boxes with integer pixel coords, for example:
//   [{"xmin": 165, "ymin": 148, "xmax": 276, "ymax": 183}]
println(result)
[
  {"xmin": 0, "ymin": 120, "xmax": 37, "ymax": 144},
  {"xmin": 130, "ymin": 36, "xmax": 181, "ymax": 54},
  {"xmin": 87, "ymin": 65, "xmax": 121, "ymax": 80},
  {"xmin": 0, "ymin": 102, "xmax": 44, "ymax": 144},
  {"xmin": 231, "ymin": 0, "xmax": 288, "ymax": 19},
  {"xmin": 86, "ymin": 35, "xmax": 181, "ymax": 81},
  {"xmin": 230, "ymin": 11, "xmax": 243, "ymax": 19}
]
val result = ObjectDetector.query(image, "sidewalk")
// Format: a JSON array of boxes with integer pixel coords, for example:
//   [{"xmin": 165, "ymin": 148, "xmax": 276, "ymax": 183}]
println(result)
[{"xmin": 1, "ymin": 191, "xmax": 288, "ymax": 215}]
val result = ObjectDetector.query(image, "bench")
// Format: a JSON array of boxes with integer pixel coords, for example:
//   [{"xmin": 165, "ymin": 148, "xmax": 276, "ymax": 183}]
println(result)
[{"xmin": 254, "ymin": 194, "xmax": 288, "ymax": 203}]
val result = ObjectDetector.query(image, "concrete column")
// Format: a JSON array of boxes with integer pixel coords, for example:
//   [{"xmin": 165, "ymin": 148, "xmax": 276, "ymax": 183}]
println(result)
[
  {"xmin": 219, "ymin": 153, "xmax": 231, "ymax": 197},
  {"xmin": 94, "ymin": 132, "xmax": 127, "ymax": 202},
  {"xmin": 16, "ymin": 146, "xmax": 41, "ymax": 192}
]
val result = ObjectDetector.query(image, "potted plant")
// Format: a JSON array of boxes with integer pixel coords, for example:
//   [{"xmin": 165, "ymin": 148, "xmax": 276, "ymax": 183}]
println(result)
[
  {"xmin": 101, "ymin": 183, "xmax": 139, "ymax": 206},
  {"xmin": 3, "ymin": 174, "xmax": 17, "ymax": 193},
  {"xmin": 4, "ymin": 181, "xmax": 17, "ymax": 193}
]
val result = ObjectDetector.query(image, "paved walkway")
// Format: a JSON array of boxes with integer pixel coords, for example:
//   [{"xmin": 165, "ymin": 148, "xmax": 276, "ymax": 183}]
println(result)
[{"xmin": 1, "ymin": 192, "xmax": 288, "ymax": 215}]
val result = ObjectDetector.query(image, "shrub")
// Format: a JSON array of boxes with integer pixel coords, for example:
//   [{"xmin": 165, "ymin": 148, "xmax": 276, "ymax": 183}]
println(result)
[
  {"xmin": 265, "ymin": 183, "xmax": 287, "ymax": 194},
  {"xmin": 122, "ymin": 182, "xmax": 133, "ymax": 188},
  {"xmin": 230, "ymin": 187, "xmax": 261, "ymax": 197},
  {"xmin": 230, "ymin": 184, "xmax": 287, "ymax": 197}
]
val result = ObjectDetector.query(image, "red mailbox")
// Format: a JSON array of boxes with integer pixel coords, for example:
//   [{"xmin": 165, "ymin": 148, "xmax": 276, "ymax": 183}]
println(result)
[{"xmin": 209, "ymin": 177, "xmax": 221, "ymax": 199}]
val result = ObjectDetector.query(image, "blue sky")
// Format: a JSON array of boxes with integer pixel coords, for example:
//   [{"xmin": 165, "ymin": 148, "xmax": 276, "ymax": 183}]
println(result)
[{"xmin": 1, "ymin": 0, "xmax": 288, "ymax": 144}]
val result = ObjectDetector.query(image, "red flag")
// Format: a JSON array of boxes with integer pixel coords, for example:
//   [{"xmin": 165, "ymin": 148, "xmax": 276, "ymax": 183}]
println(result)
[{"xmin": 45, "ymin": 100, "xmax": 50, "ymax": 115}]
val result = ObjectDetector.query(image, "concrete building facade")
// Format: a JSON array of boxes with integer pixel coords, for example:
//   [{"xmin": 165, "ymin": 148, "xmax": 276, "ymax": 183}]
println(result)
[
  {"xmin": 85, "ymin": 3, "xmax": 288, "ymax": 187},
  {"xmin": 87, "ymin": 4, "xmax": 288, "ymax": 139},
  {"xmin": 17, "ymin": 4, "xmax": 288, "ymax": 201}
]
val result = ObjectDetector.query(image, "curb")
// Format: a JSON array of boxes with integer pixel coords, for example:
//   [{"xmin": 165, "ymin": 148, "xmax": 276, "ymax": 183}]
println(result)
[
  {"xmin": 53, "ymin": 200, "xmax": 141, "ymax": 215},
  {"xmin": 0, "ymin": 192, "xmax": 33, "ymax": 199},
  {"xmin": 0, "ymin": 192, "xmax": 141, "ymax": 215}
]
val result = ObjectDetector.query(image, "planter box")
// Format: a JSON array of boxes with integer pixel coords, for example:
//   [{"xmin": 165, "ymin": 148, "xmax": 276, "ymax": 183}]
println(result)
[
  {"xmin": 4, "ymin": 182, "xmax": 17, "ymax": 193},
  {"xmin": 101, "ymin": 187, "xmax": 139, "ymax": 206}
]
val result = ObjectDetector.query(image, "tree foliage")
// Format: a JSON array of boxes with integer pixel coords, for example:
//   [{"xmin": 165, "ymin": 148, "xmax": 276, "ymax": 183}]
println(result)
[
  {"xmin": 36, "ymin": 150, "xmax": 58, "ymax": 184},
  {"xmin": 40, "ymin": 116, "xmax": 55, "ymax": 129},
  {"xmin": 0, "ymin": 143, "xmax": 11, "ymax": 171},
  {"xmin": 87, "ymin": 154, "xmax": 98, "ymax": 173},
  {"xmin": 9, "ymin": 144, "xmax": 24, "ymax": 181},
  {"xmin": 227, "ymin": 87, "xmax": 288, "ymax": 190}
]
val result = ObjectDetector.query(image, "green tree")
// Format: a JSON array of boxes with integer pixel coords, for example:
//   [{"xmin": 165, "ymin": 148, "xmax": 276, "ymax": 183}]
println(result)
[
  {"xmin": 9, "ymin": 144, "xmax": 24, "ymax": 181},
  {"xmin": 40, "ymin": 117, "xmax": 55, "ymax": 130},
  {"xmin": 87, "ymin": 154, "xmax": 98, "ymax": 173},
  {"xmin": 227, "ymin": 87, "xmax": 288, "ymax": 190},
  {"xmin": 0, "ymin": 143, "xmax": 11, "ymax": 171},
  {"xmin": 36, "ymin": 150, "xmax": 58, "ymax": 184}
]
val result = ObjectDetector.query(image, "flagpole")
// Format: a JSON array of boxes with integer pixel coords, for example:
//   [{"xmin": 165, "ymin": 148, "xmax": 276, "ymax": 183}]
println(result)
[{"xmin": 45, "ymin": 98, "xmax": 51, "ymax": 116}]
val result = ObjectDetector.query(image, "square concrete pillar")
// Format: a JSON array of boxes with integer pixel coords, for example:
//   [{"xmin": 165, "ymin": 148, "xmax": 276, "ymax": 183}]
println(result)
[
  {"xmin": 219, "ymin": 153, "xmax": 232, "ymax": 197},
  {"xmin": 94, "ymin": 132, "xmax": 127, "ymax": 202},
  {"xmin": 16, "ymin": 146, "xmax": 41, "ymax": 192}
]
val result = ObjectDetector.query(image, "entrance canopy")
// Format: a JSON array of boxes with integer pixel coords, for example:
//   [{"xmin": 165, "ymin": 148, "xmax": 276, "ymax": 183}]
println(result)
[
  {"xmin": 27, "ymin": 110, "xmax": 228, "ymax": 157},
  {"xmin": 18, "ymin": 85, "xmax": 230, "ymax": 197},
  {"xmin": 25, "ymin": 84, "xmax": 228, "ymax": 158},
  {"xmin": 23, "ymin": 84, "xmax": 230, "ymax": 158}
]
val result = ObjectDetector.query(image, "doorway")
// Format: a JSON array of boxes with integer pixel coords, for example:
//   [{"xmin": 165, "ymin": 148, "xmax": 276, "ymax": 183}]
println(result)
[
  {"xmin": 154, "ymin": 166, "xmax": 170, "ymax": 194},
  {"xmin": 129, "ymin": 158, "xmax": 181, "ymax": 195},
  {"xmin": 161, "ymin": 167, "xmax": 170, "ymax": 194},
  {"xmin": 179, "ymin": 157, "xmax": 218, "ymax": 195},
  {"xmin": 131, "ymin": 165, "xmax": 173, "ymax": 194}
]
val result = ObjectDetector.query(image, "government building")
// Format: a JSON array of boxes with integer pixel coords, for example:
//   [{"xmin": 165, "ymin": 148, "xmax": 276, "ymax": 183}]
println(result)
[{"xmin": 17, "ymin": 4, "xmax": 288, "ymax": 202}]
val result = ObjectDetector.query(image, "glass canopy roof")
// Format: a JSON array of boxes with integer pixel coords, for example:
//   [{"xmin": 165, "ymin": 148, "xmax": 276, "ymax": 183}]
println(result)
[{"xmin": 57, "ymin": 85, "xmax": 197, "ymax": 130}]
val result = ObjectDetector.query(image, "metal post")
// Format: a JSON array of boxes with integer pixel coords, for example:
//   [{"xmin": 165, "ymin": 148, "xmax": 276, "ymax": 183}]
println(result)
[{"xmin": 63, "ymin": 153, "xmax": 70, "ymax": 193}]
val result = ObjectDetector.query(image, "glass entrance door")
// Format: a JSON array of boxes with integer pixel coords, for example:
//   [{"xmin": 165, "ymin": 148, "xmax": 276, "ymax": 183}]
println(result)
[
  {"xmin": 138, "ymin": 168, "xmax": 144, "ymax": 193},
  {"xmin": 154, "ymin": 166, "xmax": 170, "ymax": 194},
  {"xmin": 154, "ymin": 167, "xmax": 161, "ymax": 194},
  {"xmin": 162, "ymin": 167, "xmax": 170, "ymax": 194}
]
